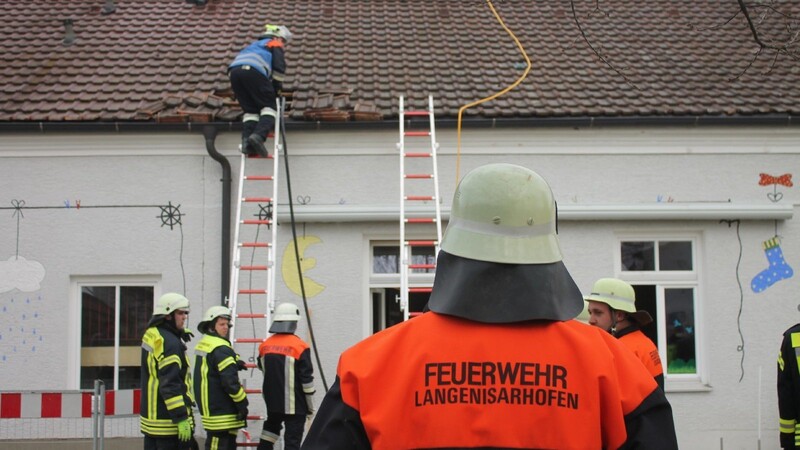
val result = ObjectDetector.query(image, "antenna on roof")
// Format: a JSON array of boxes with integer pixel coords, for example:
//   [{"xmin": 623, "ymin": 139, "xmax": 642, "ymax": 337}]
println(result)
[
  {"xmin": 62, "ymin": 19, "xmax": 76, "ymax": 46},
  {"xmin": 102, "ymin": 0, "xmax": 116, "ymax": 15}
]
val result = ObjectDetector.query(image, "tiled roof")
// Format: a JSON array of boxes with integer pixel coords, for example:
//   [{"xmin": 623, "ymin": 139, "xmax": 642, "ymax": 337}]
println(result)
[{"xmin": 1, "ymin": 0, "xmax": 799, "ymax": 123}]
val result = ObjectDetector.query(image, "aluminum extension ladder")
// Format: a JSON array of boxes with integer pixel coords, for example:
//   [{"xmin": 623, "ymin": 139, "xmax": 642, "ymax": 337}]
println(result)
[
  {"xmin": 397, "ymin": 95, "xmax": 443, "ymax": 321},
  {"xmin": 226, "ymin": 101, "xmax": 284, "ymax": 447}
]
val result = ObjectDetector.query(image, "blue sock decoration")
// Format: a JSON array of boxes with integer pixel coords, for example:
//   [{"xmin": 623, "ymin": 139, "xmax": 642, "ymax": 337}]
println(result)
[{"xmin": 751, "ymin": 237, "xmax": 794, "ymax": 293}]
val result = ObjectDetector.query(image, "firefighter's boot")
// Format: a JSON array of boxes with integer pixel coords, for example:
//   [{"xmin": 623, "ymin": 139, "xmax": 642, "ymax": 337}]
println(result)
[
  {"xmin": 249, "ymin": 115, "xmax": 275, "ymax": 158},
  {"xmin": 247, "ymin": 133, "xmax": 268, "ymax": 158},
  {"xmin": 241, "ymin": 119, "xmax": 258, "ymax": 155}
]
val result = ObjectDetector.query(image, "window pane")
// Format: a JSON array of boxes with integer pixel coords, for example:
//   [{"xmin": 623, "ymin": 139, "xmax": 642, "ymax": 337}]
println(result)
[
  {"xmin": 118, "ymin": 366, "xmax": 140, "ymax": 390},
  {"xmin": 621, "ymin": 241, "xmax": 655, "ymax": 271},
  {"xmin": 659, "ymin": 241, "xmax": 693, "ymax": 271},
  {"xmin": 120, "ymin": 286, "xmax": 153, "ymax": 346},
  {"xmin": 411, "ymin": 247, "xmax": 436, "ymax": 274},
  {"xmin": 373, "ymin": 247, "xmax": 399, "ymax": 273},
  {"xmin": 80, "ymin": 366, "xmax": 113, "ymax": 390},
  {"xmin": 665, "ymin": 288, "xmax": 696, "ymax": 374},
  {"xmin": 82, "ymin": 286, "xmax": 115, "ymax": 347}
]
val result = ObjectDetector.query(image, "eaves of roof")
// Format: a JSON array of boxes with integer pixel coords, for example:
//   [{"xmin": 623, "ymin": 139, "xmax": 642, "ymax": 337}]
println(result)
[{"xmin": 0, "ymin": 114, "xmax": 797, "ymax": 134}]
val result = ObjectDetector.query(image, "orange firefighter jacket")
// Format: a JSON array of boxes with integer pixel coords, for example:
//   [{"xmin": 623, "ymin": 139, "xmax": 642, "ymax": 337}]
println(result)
[
  {"xmin": 615, "ymin": 325, "xmax": 665, "ymax": 390},
  {"xmin": 302, "ymin": 313, "xmax": 677, "ymax": 450}
]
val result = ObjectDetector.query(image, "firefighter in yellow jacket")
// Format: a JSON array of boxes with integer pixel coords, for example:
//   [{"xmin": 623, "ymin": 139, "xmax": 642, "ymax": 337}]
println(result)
[
  {"xmin": 302, "ymin": 163, "xmax": 678, "ymax": 450},
  {"xmin": 193, "ymin": 306, "xmax": 249, "ymax": 450},
  {"xmin": 140, "ymin": 293, "xmax": 196, "ymax": 450},
  {"xmin": 778, "ymin": 322, "xmax": 800, "ymax": 449}
]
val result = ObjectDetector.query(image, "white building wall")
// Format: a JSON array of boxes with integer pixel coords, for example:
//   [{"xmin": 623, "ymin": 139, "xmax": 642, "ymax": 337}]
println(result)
[{"xmin": 0, "ymin": 126, "xmax": 798, "ymax": 449}]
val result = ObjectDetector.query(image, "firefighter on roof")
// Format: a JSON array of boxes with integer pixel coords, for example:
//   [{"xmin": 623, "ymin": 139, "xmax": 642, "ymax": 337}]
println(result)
[
  {"xmin": 256, "ymin": 302, "xmax": 315, "ymax": 450},
  {"xmin": 586, "ymin": 277, "xmax": 665, "ymax": 390},
  {"xmin": 140, "ymin": 292, "xmax": 198, "ymax": 450},
  {"xmin": 228, "ymin": 24, "xmax": 291, "ymax": 158},
  {"xmin": 302, "ymin": 163, "xmax": 678, "ymax": 449},
  {"xmin": 193, "ymin": 306, "xmax": 249, "ymax": 450}
]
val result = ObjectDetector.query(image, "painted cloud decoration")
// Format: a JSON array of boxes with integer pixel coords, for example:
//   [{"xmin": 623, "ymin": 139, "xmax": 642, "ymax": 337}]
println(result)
[{"xmin": 0, "ymin": 256, "xmax": 46, "ymax": 293}]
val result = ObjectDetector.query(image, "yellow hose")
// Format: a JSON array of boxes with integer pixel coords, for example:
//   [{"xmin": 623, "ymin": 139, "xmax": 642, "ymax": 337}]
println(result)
[{"xmin": 455, "ymin": 0, "xmax": 532, "ymax": 183}]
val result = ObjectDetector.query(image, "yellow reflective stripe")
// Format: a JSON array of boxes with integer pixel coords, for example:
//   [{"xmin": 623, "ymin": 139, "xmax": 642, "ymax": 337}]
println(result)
[
  {"xmin": 210, "ymin": 435, "xmax": 219, "ymax": 450},
  {"xmin": 160, "ymin": 354, "xmax": 181, "ymax": 369},
  {"xmin": 147, "ymin": 353, "xmax": 159, "ymax": 419},
  {"xmin": 781, "ymin": 418, "xmax": 796, "ymax": 433},
  {"xmin": 200, "ymin": 357, "xmax": 210, "ymax": 416},
  {"xmin": 779, "ymin": 352, "xmax": 785, "ymax": 371},
  {"xmin": 791, "ymin": 333, "xmax": 800, "ymax": 347},
  {"xmin": 231, "ymin": 387, "xmax": 246, "ymax": 403},
  {"xmin": 201, "ymin": 414, "xmax": 245, "ymax": 431},
  {"xmin": 164, "ymin": 395, "xmax": 184, "ymax": 411},
  {"xmin": 140, "ymin": 416, "xmax": 178, "ymax": 436},
  {"xmin": 185, "ymin": 369, "xmax": 194, "ymax": 403},
  {"xmin": 218, "ymin": 356, "xmax": 236, "ymax": 372},
  {"xmin": 286, "ymin": 356, "xmax": 296, "ymax": 414}
]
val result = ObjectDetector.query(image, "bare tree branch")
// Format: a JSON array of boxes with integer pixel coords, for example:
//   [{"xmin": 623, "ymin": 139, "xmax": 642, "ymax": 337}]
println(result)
[{"xmin": 568, "ymin": 0, "xmax": 638, "ymax": 89}]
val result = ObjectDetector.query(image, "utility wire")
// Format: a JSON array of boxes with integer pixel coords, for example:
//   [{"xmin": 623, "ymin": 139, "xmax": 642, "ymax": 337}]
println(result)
[{"xmin": 280, "ymin": 99, "xmax": 329, "ymax": 391}]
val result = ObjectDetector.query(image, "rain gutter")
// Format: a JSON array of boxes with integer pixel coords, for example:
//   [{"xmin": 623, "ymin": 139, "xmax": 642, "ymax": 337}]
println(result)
[{"xmin": 0, "ymin": 114, "xmax": 797, "ymax": 134}]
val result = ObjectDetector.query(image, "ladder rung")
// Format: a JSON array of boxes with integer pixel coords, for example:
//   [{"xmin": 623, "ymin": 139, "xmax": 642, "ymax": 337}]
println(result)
[
  {"xmin": 237, "ymin": 312, "xmax": 267, "ymax": 318},
  {"xmin": 244, "ymin": 362, "xmax": 258, "ymax": 369},
  {"xmin": 405, "ymin": 174, "xmax": 433, "ymax": 179},
  {"xmin": 244, "ymin": 175, "xmax": 273, "ymax": 181},
  {"xmin": 237, "ymin": 290, "xmax": 267, "ymax": 295},
  {"xmin": 235, "ymin": 338, "xmax": 263, "ymax": 343},
  {"xmin": 242, "ymin": 220, "xmax": 272, "ymax": 225},
  {"xmin": 405, "ymin": 131, "xmax": 430, "ymax": 137},
  {"xmin": 409, "ymin": 287, "xmax": 433, "ymax": 293},
  {"xmin": 407, "ymin": 240, "xmax": 437, "ymax": 246},
  {"xmin": 409, "ymin": 264, "xmax": 435, "ymax": 269},
  {"xmin": 242, "ymin": 197, "xmax": 273, "ymax": 203},
  {"xmin": 409, "ymin": 311, "xmax": 424, "ymax": 317},
  {"xmin": 237, "ymin": 443, "xmax": 259, "ymax": 447},
  {"xmin": 246, "ymin": 154, "xmax": 273, "ymax": 159},
  {"xmin": 404, "ymin": 110, "xmax": 429, "ymax": 117},
  {"xmin": 406, "ymin": 218, "xmax": 436, "ymax": 223},
  {"xmin": 246, "ymin": 415, "xmax": 264, "ymax": 420},
  {"xmin": 405, "ymin": 195, "xmax": 434, "ymax": 201},
  {"xmin": 240, "ymin": 242, "xmax": 271, "ymax": 248},
  {"xmin": 240, "ymin": 265, "xmax": 268, "ymax": 271},
  {"xmin": 245, "ymin": 389, "xmax": 262, "ymax": 394},
  {"xmin": 404, "ymin": 152, "xmax": 431, "ymax": 158}
]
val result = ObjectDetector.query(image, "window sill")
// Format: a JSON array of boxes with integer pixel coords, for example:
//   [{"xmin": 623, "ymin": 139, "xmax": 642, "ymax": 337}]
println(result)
[{"xmin": 665, "ymin": 378, "xmax": 712, "ymax": 393}]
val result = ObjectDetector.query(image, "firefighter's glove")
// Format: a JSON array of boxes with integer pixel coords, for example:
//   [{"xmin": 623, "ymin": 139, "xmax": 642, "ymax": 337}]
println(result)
[
  {"xmin": 176, "ymin": 418, "xmax": 192, "ymax": 442},
  {"xmin": 305, "ymin": 394, "xmax": 315, "ymax": 417},
  {"xmin": 236, "ymin": 401, "xmax": 249, "ymax": 421},
  {"xmin": 236, "ymin": 359, "xmax": 248, "ymax": 371},
  {"xmin": 181, "ymin": 329, "xmax": 194, "ymax": 343}
]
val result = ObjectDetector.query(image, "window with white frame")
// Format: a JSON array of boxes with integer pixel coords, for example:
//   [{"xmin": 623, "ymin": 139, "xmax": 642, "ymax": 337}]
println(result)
[
  {"xmin": 370, "ymin": 242, "xmax": 434, "ymax": 332},
  {"xmin": 616, "ymin": 236, "xmax": 703, "ymax": 386},
  {"xmin": 76, "ymin": 279, "xmax": 158, "ymax": 390}
]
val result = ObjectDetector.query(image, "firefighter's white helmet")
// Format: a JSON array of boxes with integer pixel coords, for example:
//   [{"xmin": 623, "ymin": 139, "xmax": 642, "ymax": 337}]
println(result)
[
  {"xmin": 428, "ymin": 163, "xmax": 583, "ymax": 323},
  {"xmin": 270, "ymin": 302, "xmax": 300, "ymax": 333},
  {"xmin": 440, "ymin": 163, "xmax": 562, "ymax": 264},
  {"xmin": 584, "ymin": 278, "xmax": 653, "ymax": 325},
  {"xmin": 198, "ymin": 305, "xmax": 232, "ymax": 334},
  {"xmin": 262, "ymin": 24, "xmax": 293, "ymax": 43},
  {"xmin": 154, "ymin": 293, "xmax": 190, "ymax": 315}
]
